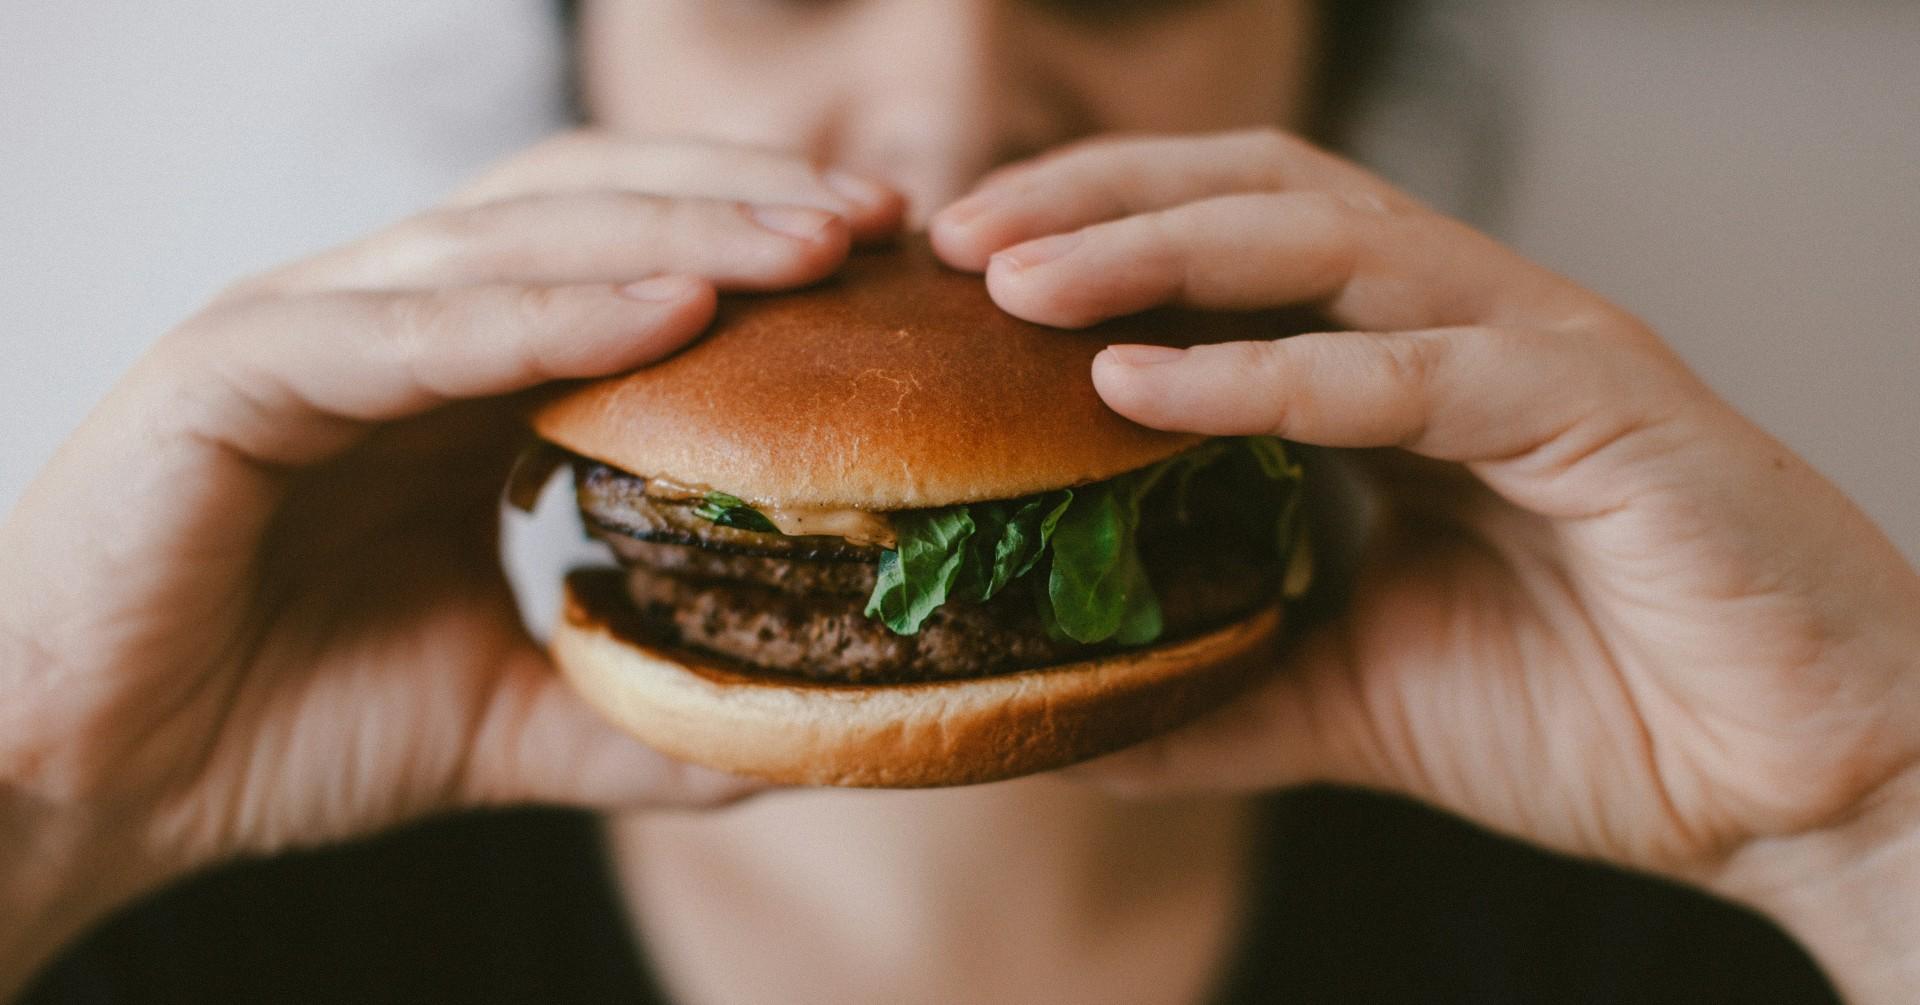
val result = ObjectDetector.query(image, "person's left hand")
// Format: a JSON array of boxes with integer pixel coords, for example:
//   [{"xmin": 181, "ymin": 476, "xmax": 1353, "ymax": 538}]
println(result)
[{"xmin": 927, "ymin": 129, "xmax": 1920, "ymax": 948}]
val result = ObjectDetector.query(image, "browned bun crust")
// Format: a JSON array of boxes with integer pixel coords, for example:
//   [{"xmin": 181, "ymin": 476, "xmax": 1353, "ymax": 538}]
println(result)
[
  {"xmin": 553, "ymin": 570, "xmax": 1282, "ymax": 788},
  {"xmin": 532, "ymin": 238, "xmax": 1273, "ymax": 509}
]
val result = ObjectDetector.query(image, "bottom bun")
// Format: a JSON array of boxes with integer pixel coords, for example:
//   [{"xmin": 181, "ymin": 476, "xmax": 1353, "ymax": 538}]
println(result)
[{"xmin": 551, "ymin": 570, "xmax": 1284, "ymax": 788}]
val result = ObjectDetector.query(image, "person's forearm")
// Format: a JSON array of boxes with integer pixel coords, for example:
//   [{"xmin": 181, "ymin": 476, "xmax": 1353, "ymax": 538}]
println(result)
[{"xmin": 1719, "ymin": 769, "xmax": 1920, "ymax": 1004}]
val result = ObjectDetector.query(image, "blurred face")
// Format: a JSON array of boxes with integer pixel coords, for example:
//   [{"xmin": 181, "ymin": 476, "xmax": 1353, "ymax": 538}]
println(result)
[{"xmin": 581, "ymin": 0, "xmax": 1318, "ymax": 218}]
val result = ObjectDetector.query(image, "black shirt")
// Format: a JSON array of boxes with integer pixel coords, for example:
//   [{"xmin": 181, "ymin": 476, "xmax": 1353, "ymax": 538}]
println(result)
[{"xmin": 24, "ymin": 788, "xmax": 1838, "ymax": 1004}]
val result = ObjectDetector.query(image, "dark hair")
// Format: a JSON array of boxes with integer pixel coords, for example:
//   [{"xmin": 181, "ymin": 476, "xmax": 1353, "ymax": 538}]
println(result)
[
  {"xmin": 553, "ymin": 0, "xmax": 1408, "ymax": 144},
  {"xmin": 1308, "ymin": 1, "xmax": 1410, "ymax": 147}
]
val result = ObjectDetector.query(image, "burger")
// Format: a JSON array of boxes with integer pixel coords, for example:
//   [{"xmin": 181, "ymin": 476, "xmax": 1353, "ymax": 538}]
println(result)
[{"xmin": 516, "ymin": 240, "xmax": 1311, "ymax": 787}]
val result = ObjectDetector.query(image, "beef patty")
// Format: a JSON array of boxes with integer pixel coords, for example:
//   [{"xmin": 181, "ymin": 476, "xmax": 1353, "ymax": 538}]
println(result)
[{"xmin": 575, "ymin": 462, "xmax": 1279, "ymax": 684}]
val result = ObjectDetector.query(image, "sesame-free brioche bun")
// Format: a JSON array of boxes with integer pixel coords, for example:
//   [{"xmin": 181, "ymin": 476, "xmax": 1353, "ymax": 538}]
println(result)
[
  {"xmin": 532, "ymin": 238, "xmax": 1270, "ymax": 510},
  {"xmin": 535, "ymin": 239, "xmax": 1301, "ymax": 788},
  {"xmin": 555, "ymin": 571, "xmax": 1283, "ymax": 787}
]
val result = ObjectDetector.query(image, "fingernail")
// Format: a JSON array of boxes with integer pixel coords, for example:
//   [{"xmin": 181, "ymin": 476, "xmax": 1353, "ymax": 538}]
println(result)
[
  {"xmin": 993, "ymin": 231, "xmax": 1083, "ymax": 272},
  {"xmin": 747, "ymin": 204, "xmax": 834, "ymax": 242},
  {"xmin": 823, "ymin": 169, "xmax": 890, "ymax": 208},
  {"xmin": 1102, "ymin": 344, "xmax": 1187, "ymax": 366},
  {"xmin": 621, "ymin": 275, "xmax": 700, "ymax": 302}
]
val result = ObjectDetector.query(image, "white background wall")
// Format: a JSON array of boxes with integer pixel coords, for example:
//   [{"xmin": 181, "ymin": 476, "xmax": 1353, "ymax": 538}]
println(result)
[
  {"xmin": 4, "ymin": 1, "xmax": 1916, "ymax": 562},
  {"xmin": 0, "ymin": 0, "xmax": 566, "ymax": 506},
  {"xmin": 1500, "ymin": 2, "xmax": 1920, "ymax": 561}
]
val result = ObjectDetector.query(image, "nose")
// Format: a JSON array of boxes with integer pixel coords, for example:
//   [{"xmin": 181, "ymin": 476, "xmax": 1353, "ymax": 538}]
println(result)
[{"xmin": 836, "ymin": 0, "xmax": 1073, "ymax": 224}]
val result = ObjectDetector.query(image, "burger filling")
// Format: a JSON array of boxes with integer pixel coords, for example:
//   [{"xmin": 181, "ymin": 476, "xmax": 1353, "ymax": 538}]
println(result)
[{"xmin": 558, "ymin": 438, "xmax": 1309, "ymax": 685}]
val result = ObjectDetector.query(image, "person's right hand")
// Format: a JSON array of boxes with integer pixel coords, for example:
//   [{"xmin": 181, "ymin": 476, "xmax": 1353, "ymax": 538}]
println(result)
[{"xmin": 0, "ymin": 132, "xmax": 903, "ymax": 989}]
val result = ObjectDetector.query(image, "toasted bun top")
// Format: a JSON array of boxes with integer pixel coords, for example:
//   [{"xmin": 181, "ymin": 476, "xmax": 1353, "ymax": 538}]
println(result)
[{"xmin": 533, "ymin": 238, "xmax": 1272, "ymax": 509}]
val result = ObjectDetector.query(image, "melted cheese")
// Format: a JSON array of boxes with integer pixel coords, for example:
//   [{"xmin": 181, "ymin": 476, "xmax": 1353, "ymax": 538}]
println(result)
[
  {"xmin": 640, "ymin": 476, "xmax": 710, "ymax": 503},
  {"xmin": 642, "ymin": 476, "xmax": 896, "ymax": 549},
  {"xmin": 757, "ymin": 504, "xmax": 896, "ymax": 549}
]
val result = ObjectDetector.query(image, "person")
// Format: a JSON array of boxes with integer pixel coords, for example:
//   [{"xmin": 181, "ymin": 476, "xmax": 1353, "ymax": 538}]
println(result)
[{"xmin": 4, "ymin": 1, "xmax": 1915, "ymax": 1001}]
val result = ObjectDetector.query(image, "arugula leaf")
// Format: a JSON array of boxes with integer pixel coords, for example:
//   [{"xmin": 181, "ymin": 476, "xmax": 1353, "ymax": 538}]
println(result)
[
  {"xmin": 1044, "ymin": 482, "xmax": 1162, "ymax": 644},
  {"xmin": 864, "ymin": 507, "xmax": 976, "ymax": 634},
  {"xmin": 684, "ymin": 439, "xmax": 1303, "ymax": 644},
  {"xmin": 1242, "ymin": 436, "xmax": 1299, "ymax": 481},
  {"xmin": 692, "ymin": 492, "xmax": 778, "ymax": 534},
  {"xmin": 986, "ymin": 491, "xmax": 1071, "ymax": 599},
  {"xmin": 950, "ymin": 501, "xmax": 1009, "ymax": 604},
  {"xmin": 865, "ymin": 437, "xmax": 1305, "ymax": 644}
]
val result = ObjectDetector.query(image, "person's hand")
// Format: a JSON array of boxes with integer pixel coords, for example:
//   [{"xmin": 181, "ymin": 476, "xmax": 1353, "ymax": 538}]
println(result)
[
  {"xmin": 932, "ymin": 129, "xmax": 1920, "ymax": 997},
  {"xmin": 0, "ymin": 132, "xmax": 904, "ymax": 987}
]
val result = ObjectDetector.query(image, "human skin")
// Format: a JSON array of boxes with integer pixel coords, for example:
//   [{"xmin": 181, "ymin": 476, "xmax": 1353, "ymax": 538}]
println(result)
[
  {"xmin": 929, "ymin": 130, "xmax": 1920, "ymax": 1000},
  {"xmin": 581, "ymin": 1, "xmax": 1920, "ymax": 997},
  {"xmin": 0, "ymin": 136, "xmax": 906, "ymax": 996},
  {"xmin": 5, "ymin": 0, "xmax": 1920, "ymax": 1001}
]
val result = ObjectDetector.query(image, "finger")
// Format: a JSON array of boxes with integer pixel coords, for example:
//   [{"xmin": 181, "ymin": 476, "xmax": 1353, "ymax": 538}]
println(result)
[
  {"xmin": 171, "ymin": 277, "xmax": 717, "ymax": 467},
  {"xmin": 461, "ymin": 652, "xmax": 764, "ymax": 812},
  {"xmin": 260, "ymin": 193, "xmax": 852, "ymax": 294},
  {"xmin": 931, "ymin": 129, "xmax": 1410, "ymax": 269},
  {"xmin": 1090, "ymin": 326, "xmax": 1698, "ymax": 515},
  {"xmin": 1060, "ymin": 628, "xmax": 1380, "ymax": 798},
  {"xmin": 452, "ymin": 132, "xmax": 905, "ymax": 242},
  {"xmin": 982, "ymin": 191, "xmax": 1571, "ymax": 332}
]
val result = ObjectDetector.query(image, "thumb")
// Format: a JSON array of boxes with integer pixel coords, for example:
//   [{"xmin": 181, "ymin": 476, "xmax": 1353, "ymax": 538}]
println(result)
[
  {"xmin": 461, "ymin": 651, "xmax": 764, "ymax": 812},
  {"xmin": 1061, "ymin": 625, "xmax": 1386, "ymax": 798}
]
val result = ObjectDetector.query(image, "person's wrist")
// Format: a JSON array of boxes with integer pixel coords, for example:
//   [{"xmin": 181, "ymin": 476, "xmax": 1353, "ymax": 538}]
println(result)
[
  {"xmin": 0, "ymin": 626, "xmax": 183, "ymax": 998},
  {"xmin": 0, "ymin": 805, "xmax": 162, "ymax": 998},
  {"xmin": 1711, "ymin": 764, "xmax": 1920, "ymax": 1004}
]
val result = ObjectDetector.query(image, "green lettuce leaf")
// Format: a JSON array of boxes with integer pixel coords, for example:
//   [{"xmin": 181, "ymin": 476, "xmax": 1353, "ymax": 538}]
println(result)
[
  {"xmin": 870, "ymin": 437, "xmax": 1305, "ymax": 643},
  {"xmin": 692, "ymin": 492, "xmax": 778, "ymax": 534},
  {"xmin": 985, "ymin": 491, "xmax": 1071, "ymax": 599},
  {"xmin": 877, "ymin": 491, "xmax": 1076, "ymax": 636},
  {"xmin": 949, "ymin": 501, "xmax": 1008, "ymax": 604},
  {"xmin": 863, "ymin": 507, "xmax": 977, "ymax": 634},
  {"xmin": 1042, "ymin": 483, "xmax": 1162, "ymax": 645},
  {"xmin": 695, "ymin": 438, "xmax": 1306, "ymax": 645}
]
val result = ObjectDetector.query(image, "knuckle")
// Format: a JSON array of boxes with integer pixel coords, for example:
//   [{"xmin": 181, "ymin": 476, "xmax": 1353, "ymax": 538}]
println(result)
[
  {"xmin": 1593, "ymin": 331, "xmax": 1697, "ymax": 417},
  {"xmin": 1242, "ymin": 337, "xmax": 1300, "ymax": 377},
  {"xmin": 1231, "ymin": 340, "xmax": 1298, "ymax": 433},
  {"xmin": 146, "ymin": 314, "xmax": 221, "ymax": 377},
  {"xmin": 668, "ymin": 137, "xmax": 815, "ymax": 186},
  {"xmin": 1287, "ymin": 189, "xmax": 1353, "ymax": 224},
  {"xmin": 1240, "ymin": 125, "xmax": 1312, "ymax": 163},
  {"xmin": 1010, "ymin": 132, "xmax": 1149, "ymax": 183},
  {"xmin": 1054, "ymin": 132, "xmax": 1138, "ymax": 162},
  {"xmin": 380, "ymin": 290, "xmax": 453, "ymax": 372},
  {"xmin": 518, "ymin": 129, "xmax": 619, "ymax": 175},
  {"xmin": 209, "ymin": 271, "xmax": 280, "ymax": 307},
  {"xmin": 1272, "ymin": 192, "xmax": 1364, "ymax": 286},
  {"xmin": 541, "ymin": 128, "xmax": 606, "ymax": 158},
  {"xmin": 1543, "ymin": 318, "xmax": 1672, "ymax": 396},
  {"xmin": 1381, "ymin": 330, "xmax": 1447, "ymax": 393},
  {"xmin": 162, "ymin": 293, "xmax": 276, "ymax": 364},
  {"xmin": 602, "ymin": 190, "xmax": 677, "ymax": 226},
  {"xmin": 1131, "ymin": 213, "xmax": 1195, "ymax": 295},
  {"xmin": 463, "ymin": 130, "xmax": 624, "ymax": 201},
  {"xmin": 506, "ymin": 287, "xmax": 577, "ymax": 380},
  {"xmin": 1376, "ymin": 333, "xmax": 1447, "ymax": 448},
  {"xmin": 508, "ymin": 283, "xmax": 569, "ymax": 327},
  {"xmin": 393, "ymin": 204, "xmax": 488, "ymax": 259},
  {"xmin": 1134, "ymin": 206, "xmax": 1185, "ymax": 249}
]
